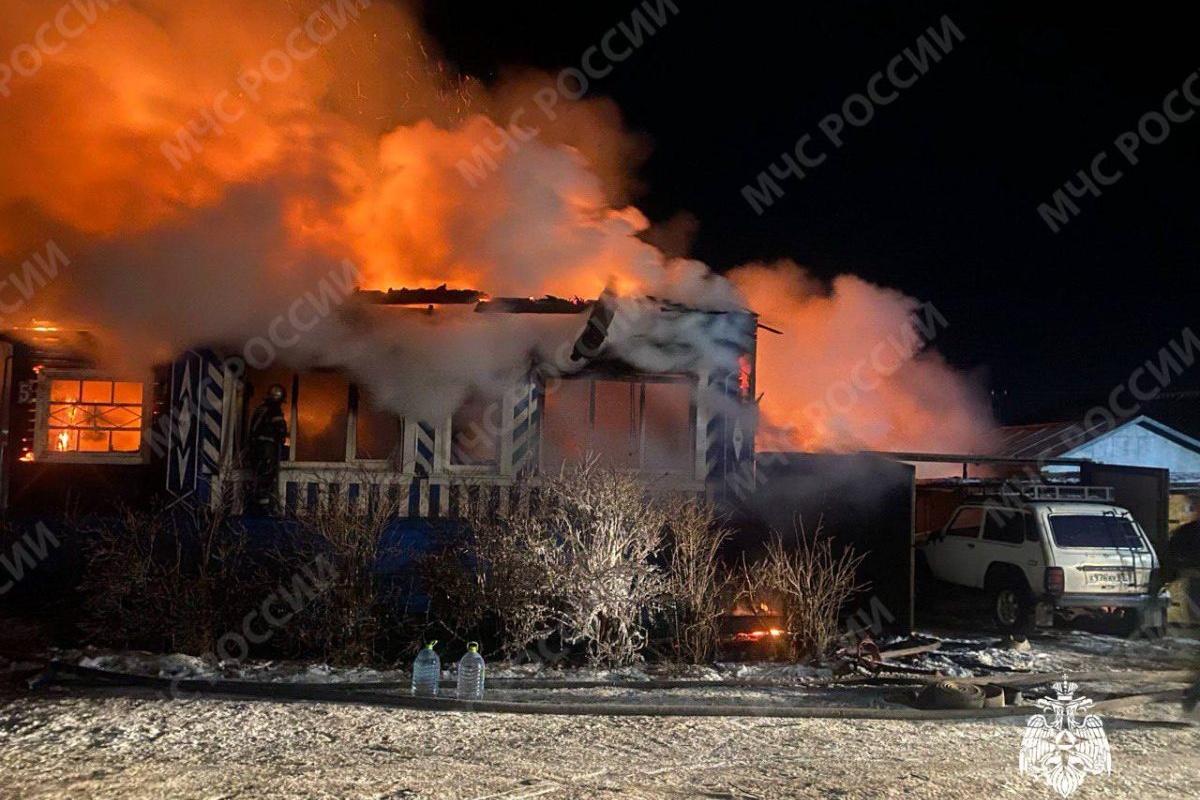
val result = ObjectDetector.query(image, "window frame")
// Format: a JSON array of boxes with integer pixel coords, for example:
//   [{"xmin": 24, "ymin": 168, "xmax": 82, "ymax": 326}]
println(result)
[
  {"xmin": 945, "ymin": 506, "xmax": 984, "ymax": 539},
  {"xmin": 34, "ymin": 370, "xmax": 152, "ymax": 465},
  {"xmin": 350, "ymin": 384, "xmax": 406, "ymax": 466},
  {"xmin": 236, "ymin": 369, "xmax": 699, "ymax": 480},
  {"xmin": 537, "ymin": 373, "xmax": 697, "ymax": 477},
  {"xmin": 981, "ymin": 506, "xmax": 1029, "ymax": 546},
  {"xmin": 442, "ymin": 390, "xmax": 510, "ymax": 476},
  {"xmin": 243, "ymin": 371, "xmax": 411, "ymax": 471},
  {"xmin": 1047, "ymin": 513, "xmax": 1149, "ymax": 551}
]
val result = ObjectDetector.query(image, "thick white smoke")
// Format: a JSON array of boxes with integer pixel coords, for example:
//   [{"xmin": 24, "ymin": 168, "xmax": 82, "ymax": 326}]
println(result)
[{"xmin": 0, "ymin": 0, "xmax": 995, "ymax": 452}]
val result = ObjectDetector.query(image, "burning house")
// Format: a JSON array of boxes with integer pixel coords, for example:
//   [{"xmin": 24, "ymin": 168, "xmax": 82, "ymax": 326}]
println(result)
[
  {"xmin": 0, "ymin": 288, "xmax": 759, "ymax": 519},
  {"xmin": 0, "ymin": 0, "xmax": 1003, "ymax": 523},
  {"xmin": 0, "ymin": 0, "xmax": 1008, "ymax": 653}
]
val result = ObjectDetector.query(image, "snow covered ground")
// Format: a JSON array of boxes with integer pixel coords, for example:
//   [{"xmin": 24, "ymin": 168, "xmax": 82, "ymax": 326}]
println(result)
[
  {"xmin": 63, "ymin": 626, "xmax": 1198, "ymax": 688},
  {"xmin": 0, "ymin": 685, "xmax": 1195, "ymax": 799},
  {"xmin": 899, "ymin": 627, "xmax": 1199, "ymax": 677},
  {"xmin": 0, "ymin": 628, "xmax": 1196, "ymax": 798}
]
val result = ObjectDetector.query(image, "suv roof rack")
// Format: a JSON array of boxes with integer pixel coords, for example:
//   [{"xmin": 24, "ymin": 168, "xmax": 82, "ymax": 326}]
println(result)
[{"xmin": 962, "ymin": 483, "xmax": 1114, "ymax": 502}]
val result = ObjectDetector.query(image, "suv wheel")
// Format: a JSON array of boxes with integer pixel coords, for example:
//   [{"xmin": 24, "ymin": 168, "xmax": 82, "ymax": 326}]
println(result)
[{"xmin": 992, "ymin": 584, "xmax": 1032, "ymax": 633}]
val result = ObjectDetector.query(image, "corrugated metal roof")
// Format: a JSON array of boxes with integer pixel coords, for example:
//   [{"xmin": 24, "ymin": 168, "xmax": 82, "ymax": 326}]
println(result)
[
  {"xmin": 993, "ymin": 420, "xmax": 1111, "ymax": 460},
  {"xmin": 995, "ymin": 414, "xmax": 1200, "ymax": 461}
]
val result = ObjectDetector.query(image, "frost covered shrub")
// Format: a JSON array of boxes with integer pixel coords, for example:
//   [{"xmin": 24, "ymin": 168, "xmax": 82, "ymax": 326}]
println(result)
[
  {"xmin": 752, "ymin": 518, "xmax": 865, "ymax": 662},
  {"xmin": 535, "ymin": 460, "xmax": 668, "ymax": 667},
  {"xmin": 661, "ymin": 497, "xmax": 733, "ymax": 664},
  {"xmin": 424, "ymin": 460, "xmax": 670, "ymax": 667},
  {"xmin": 79, "ymin": 477, "xmax": 408, "ymax": 665}
]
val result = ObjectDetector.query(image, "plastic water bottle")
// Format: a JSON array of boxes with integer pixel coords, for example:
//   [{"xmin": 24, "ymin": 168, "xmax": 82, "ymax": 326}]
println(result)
[
  {"xmin": 456, "ymin": 641, "xmax": 486, "ymax": 701},
  {"xmin": 411, "ymin": 641, "xmax": 440, "ymax": 697}
]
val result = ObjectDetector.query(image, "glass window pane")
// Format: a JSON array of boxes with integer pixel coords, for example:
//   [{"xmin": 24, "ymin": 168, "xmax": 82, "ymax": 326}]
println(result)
[
  {"xmin": 1049, "ymin": 515, "xmax": 1146, "ymax": 549},
  {"xmin": 42, "ymin": 376, "xmax": 145, "ymax": 456},
  {"xmin": 356, "ymin": 389, "xmax": 402, "ymax": 460},
  {"xmin": 81, "ymin": 380, "xmax": 113, "ymax": 403},
  {"xmin": 983, "ymin": 507, "xmax": 1026, "ymax": 544},
  {"xmin": 948, "ymin": 507, "xmax": 983, "ymax": 538},
  {"xmin": 593, "ymin": 380, "xmax": 638, "ymax": 468},
  {"xmin": 49, "ymin": 404, "xmax": 80, "ymax": 427},
  {"xmin": 48, "ymin": 429, "xmax": 76, "ymax": 452},
  {"xmin": 541, "ymin": 379, "xmax": 590, "ymax": 473},
  {"xmin": 113, "ymin": 382, "xmax": 143, "ymax": 405},
  {"xmin": 642, "ymin": 381, "xmax": 692, "ymax": 473},
  {"xmin": 296, "ymin": 373, "xmax": 349, "ymax": 462},
  {"xmin": 96, "ymin": 406, "xmax": 141, "ymax": 429},
  {"xmin": 78, "ymin": 430, "xmax": 110, "ymax": 452},
  {"xmin": 50, "ymin": 380, "xmax": 80, "ymax": 402},
  {"xmin": 111, "ymin": 430, "xmax": 142, "ymax": 452},
  {"xmin": 451, "ymin": 393, "xmax": 499, "ymax": 466}
]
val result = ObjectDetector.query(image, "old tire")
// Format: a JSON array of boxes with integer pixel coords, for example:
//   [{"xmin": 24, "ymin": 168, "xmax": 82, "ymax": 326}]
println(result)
[
  {"xmin": 916, "ymin": 681, "xmax": 986, "ymax": 710},
  {"xmin": 992, "ymin": 584, "xmax": 1033, "ymax": 634}
]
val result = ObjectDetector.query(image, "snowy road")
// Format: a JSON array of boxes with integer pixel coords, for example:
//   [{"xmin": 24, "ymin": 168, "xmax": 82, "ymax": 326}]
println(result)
[{"xmin": 0, "ymin": 685, "xmax": 1196, "ymax": 800}]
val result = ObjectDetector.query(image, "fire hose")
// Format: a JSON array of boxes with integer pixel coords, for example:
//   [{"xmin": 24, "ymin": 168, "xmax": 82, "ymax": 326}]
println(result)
[{"xmin": 31, "ymin": 661, "xmax": 1197, "ymax": 722}]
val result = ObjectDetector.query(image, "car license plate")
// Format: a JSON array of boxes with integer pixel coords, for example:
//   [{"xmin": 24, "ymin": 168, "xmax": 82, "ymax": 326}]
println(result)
[{"xmin": 1086, "ymin": 571, "xmax": 1129, "ymax": 585}]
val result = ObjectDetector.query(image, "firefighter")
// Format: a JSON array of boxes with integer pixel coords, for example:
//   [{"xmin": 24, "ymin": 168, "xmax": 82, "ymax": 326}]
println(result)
[{"xmin": 247, "ymin": 383, "xmax": 288, "ymax": 514}]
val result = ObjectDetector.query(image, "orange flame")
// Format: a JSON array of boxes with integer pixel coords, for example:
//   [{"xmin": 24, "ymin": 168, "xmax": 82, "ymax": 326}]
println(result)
[
  {"xmin": 0, "ymin": 1, "xmax": 996, "ymax": 455},
  {"xmin": 732, "ymin": 628, "xmax": 784, "ymax": 644}
]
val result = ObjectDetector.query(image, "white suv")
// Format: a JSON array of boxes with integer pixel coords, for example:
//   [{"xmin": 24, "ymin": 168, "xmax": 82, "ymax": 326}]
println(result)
[{"xmin": 919, "ymin": 486, "xmax": 1169, "ymax": 634}]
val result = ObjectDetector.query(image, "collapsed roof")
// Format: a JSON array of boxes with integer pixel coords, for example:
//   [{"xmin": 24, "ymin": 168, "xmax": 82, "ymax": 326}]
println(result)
[{"xmin": 352, "ymin": 287, "xmax": 761, "ymax": 375}]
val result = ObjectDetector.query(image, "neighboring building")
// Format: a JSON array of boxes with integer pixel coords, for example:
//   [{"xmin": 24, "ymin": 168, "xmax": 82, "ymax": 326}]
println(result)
[
  {"xmin": 996, "ymin": 415, "xmax": 1200, "ymax": 490},
  {"xmin": 0, "ymin": 291, "xmax": 759, "ymax": 519}
]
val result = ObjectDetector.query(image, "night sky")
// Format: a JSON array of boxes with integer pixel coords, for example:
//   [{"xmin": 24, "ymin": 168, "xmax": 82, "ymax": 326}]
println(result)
[{"xmin": 422, "ymin": 1, "xmax": 1199, "ymax": 429}]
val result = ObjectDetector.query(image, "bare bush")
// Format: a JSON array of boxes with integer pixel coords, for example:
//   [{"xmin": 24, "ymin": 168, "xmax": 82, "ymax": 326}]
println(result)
[
  {"xmin": 279, "ymin": 478, "xmax": 406, "ymax": 664},
  {"xmin": 421, "ymin": 484, "xmax": 557, "ymax": 658},
  {"xmin": 729, "ymin": 553, "xmax": 790, "ymax": 661},
  {"xmin": 77, "ymin": 473, "xmax": 409, "ymax": 665},
  {"xmin": 78, "ymin": 499, "xmax": 254, "ymax": 654},
  {"xmin": 755, "ymin": 518, "xmax": 866, "ymax": 662},
  {"xmin": 662, "ymin": 497, "xmax": 733, "ymax": 664}
]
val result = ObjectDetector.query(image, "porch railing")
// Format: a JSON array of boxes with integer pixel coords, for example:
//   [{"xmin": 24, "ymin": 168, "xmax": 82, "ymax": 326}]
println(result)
[{"xmin": 215, "ymin": 463, "xmax": 705, "ymax": 519}]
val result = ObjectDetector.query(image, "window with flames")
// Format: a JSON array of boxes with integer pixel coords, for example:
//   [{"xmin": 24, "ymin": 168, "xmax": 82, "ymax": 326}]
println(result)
[{"xmin": 44, "ymin": 378, "xmax": 145, "ymax": 457}]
